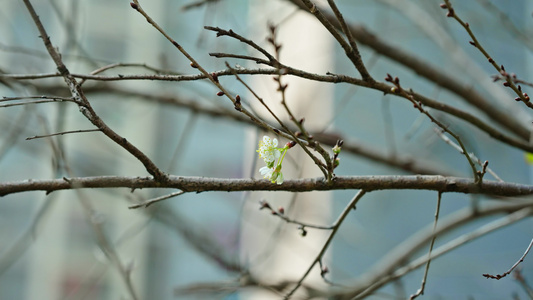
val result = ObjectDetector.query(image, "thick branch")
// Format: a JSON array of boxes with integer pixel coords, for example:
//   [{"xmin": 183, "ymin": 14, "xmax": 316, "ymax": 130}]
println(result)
[{"xmin": 1, "ymin": 175, "xmax": 533, "ymax": 197}]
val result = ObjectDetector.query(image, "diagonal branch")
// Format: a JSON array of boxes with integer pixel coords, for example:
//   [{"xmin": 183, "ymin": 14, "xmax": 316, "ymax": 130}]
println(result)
[
  {"xmin": 285, "ymin": 0, "xmax": 530, "ymax": 141},
  {"xmin": 298, "ymin": 0, "xmax": 373, "ymax": 81},
  {"xmin": 285, "ymin": 190, "xmax": 367, "ymax": 298},
  {"xmin": 21, "ymin": 0, "xmax": 167, "ymax": 182}
]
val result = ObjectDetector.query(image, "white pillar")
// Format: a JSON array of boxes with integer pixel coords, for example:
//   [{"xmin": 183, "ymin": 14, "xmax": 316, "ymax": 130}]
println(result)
[{"xmin": 242, "ymin": 1, "xmax": 334, "ymax": 298}]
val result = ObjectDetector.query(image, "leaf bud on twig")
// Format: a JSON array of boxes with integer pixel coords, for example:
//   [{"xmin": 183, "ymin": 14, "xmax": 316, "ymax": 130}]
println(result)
[
  {"xmin": 234, "ymin": 95, "xmax": 242, "ymax": 111},
  {"xmin": 334, "ymin": 158, "xmax": 340, "ymax": 168},
  {"xmin": 298, "ymin": 225, "xmax": 307, "ymax": 237},
  {"xmin": 259, "ymin": 199, "xmax": 271, "ymax": 210},
  {"xmin": 286, "ymin": 141, "xmax": 297, "ymax": 148},
  {"xmin": 321, "ymin": 265, "xmax": 329, "ymax": 276},
  {"xmin": 332, "ymin": 144, "xmax": 342, "ymax": 155},
  {"xmin": 446, "ymin": 8, "xmax": 455, "ymax": 17}
]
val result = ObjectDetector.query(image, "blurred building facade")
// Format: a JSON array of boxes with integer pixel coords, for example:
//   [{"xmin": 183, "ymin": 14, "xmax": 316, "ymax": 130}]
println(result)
[{"xmin": 0, "ymin": 1, "xmax": 532, "ymax": 300}]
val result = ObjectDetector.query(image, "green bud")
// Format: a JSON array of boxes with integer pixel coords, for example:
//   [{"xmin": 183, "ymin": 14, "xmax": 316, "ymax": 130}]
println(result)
[{"xmin": 332, "ymin": 145, "xmax": 341, "ymax": 155}]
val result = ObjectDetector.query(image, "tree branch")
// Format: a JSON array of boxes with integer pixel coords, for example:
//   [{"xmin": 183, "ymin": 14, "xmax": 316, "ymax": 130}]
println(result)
[
  {"xmin": 285, "ymin": 0, "xmax": 531, "ymax": 141},
  {"xmin": 21, "ymin": 0, "xmax": 167, "ymax": 182},
  {"xmin": 1, "ymin": 175, "xmax": 533, "ymax": 198}
]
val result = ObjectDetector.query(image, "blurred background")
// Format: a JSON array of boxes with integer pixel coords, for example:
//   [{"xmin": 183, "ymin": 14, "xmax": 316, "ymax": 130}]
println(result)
[{"xmin": 0, "ymin": 0, "xmax": 532, "ymax": 299}]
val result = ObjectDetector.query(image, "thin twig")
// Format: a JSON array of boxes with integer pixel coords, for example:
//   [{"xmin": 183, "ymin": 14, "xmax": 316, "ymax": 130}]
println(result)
[
  {"xmin": 409, "ymin": 191, "xmax": 442, "ymax": 299},
  {"xmin": 434, "ymin": 128, "xmax": 504, "ymax": 182},
  {"xmin": 0, "ymin": 108, "xmax": 31, "ymax": 160},
  {"xmin": 385, "ymin": 74, "xmax": 480, "ymax": 182},
  {"xmin": 80, "ymin": 62, "xmax": 183, "ymax": 85},
  {"xmin": 0, "ymin": 95, "xmax": 74, "ymax": 102},
  {"xmin": 348, "ymin": 206, "xmax": 533, "ymax": 299},
  {"xmin": 513, "ymin": 269, "xmax": 533, "ymax": 299},
  {"xmin": 26, "ymin": 129, "xmax": 101, "ymax": 140},
  {"xmin": 0, "ymin": 99, "xmax": 71, "ymax": 108},
  {"xmin": 483, "ymin": 237, "xmax": 533, "ymax": 280},
  {"xmin": 441, "ymin": 0, "xmax": 532, "ymax": 108},
  {"xmin": 181, "ymin": 0, "xmax": 220, "ymax": 11},
  {"xmin": 209, "ymin": 52, "xmax": 270, "ymax": 64},
  {"xmin": 204, "ymin": 26, "xmax": 277, "ymax": 62},
  {"xmin": 0, "ymin": 95, "xmax": 75, "ymax": 108},
  {"xmin": 299, "ymin": 0, "xmax": 372, "ymax": 81},
  {"xmin": 284, "ymin": 190, "xmax": 367, "ymax": 298},
  {"xmin": 474, "ymin": 0, "xmax": 533, "ymax": 52},
  {"xmin": 259, "ymin": 200, "xmax": 334, "ymax": 230},
  {"xmin": 326, "ymin": 0, "xmax": 373, "ymax": 81},
  {"xmin": 128, "ymin": 190, "xmax": 185, "ymax": 209}
]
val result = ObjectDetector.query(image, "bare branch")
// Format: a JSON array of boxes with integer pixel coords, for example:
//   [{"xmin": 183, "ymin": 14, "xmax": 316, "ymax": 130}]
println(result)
[
  {"xmin": 333, "ymin": 205, "xmax": 533, "ymax": 299},
  {"xmin": 21, "ymin": 0, "xmax": 168, "ymax": 182},
  {"xmin": 128, "ymin": 191, "xmax": 185, "ymax": 209},
  {"xmin": 483, "ymin": 237, "xmax": 533, "ymax": 280},
  {"xmin": 298, "ymin": 0, "xmax": 373, "ymax": 81},
  {"xmin": 26, "ymin": 129, "xmax": 101, "ymax": 140},
  {"xmin": 285, "ymin": 190, "xmax": 367, "ymax": 298},
  {"xmin": 442, "ymin": 0, "xmax": 532, "ymax": 108},
  {"xmin": 409, "ymin": 192, "xmax": 442, "ymax": 299},
  {"xmin": 1, "ymin": 174, "xmax": 533, "ymax": 202},
  {"xmin": 286, "ymin": 0, "xmax": 531, "ymax": 141}
]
